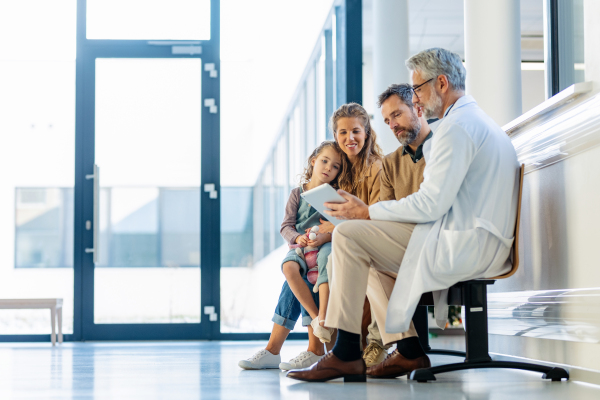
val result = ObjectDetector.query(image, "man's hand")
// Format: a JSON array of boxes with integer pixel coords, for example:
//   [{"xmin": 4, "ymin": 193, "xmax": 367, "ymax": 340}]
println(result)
[
  {"xmin": 315, "ymin": 219, "xmax": 335, "ymax": 234},
  {"xmin": 307, "ymin": 232, "xmax": 331, "ymax": 248},
  {"xmin": 295, "ymin": 235, "xmax": 308, "ymax": 247},
  {"xmin": 324, "ymin": 189, "xmax": 370, "ymax": 220}
]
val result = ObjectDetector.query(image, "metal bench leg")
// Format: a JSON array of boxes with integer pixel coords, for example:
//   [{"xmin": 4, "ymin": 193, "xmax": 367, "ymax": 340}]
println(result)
[
  {"xmin": 50, "ymin": 307, "xmax": 56, "ymax": 346},
  {"xmin": 58, "ymin": 307, "xmax": 63, "ymax": 344}
]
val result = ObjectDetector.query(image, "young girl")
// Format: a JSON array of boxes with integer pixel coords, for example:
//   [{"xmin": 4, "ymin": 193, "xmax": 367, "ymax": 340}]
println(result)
[
  {"xmin": 238, "ymin": 141, "xmax": 346, "ymax": 371},
  {"xmin": 280, "ymin": 141, "xmax": 345, "ymax": 343}
]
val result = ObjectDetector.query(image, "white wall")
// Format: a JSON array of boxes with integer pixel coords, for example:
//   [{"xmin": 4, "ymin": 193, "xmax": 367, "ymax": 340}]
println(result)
[
  {"xmin": 521, "ymin": 69, "xmax": 546, "ymax": 113},
  {"xmin": 488, "ymin": 1, "xmax": 600, "ymax": 383}
]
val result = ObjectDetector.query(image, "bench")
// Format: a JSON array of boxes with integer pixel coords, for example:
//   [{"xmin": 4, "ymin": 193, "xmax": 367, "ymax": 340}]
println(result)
[{"xmin": 0, "ymin": 299, "xmax": 63, "ymax": 346}]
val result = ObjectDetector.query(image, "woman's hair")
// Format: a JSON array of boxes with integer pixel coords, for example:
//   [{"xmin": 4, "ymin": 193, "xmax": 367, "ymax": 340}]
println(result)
[
  {"xmin": 299, "ymin": 140, "xmax": 347, "ymax": 189},
  {"xmin": 329, "ymin": 103, "xmax": 383, "ymax": 194}
]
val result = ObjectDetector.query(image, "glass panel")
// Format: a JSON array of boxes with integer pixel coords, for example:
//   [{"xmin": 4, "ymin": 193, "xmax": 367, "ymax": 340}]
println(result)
[
  {"xmin": 306, "ymin": 68, "xmax": 317, "ymax": 152},
  {"xmin": 219, "ymin": 1, "xmax": 337, "ymax": 333},
  {"xmin": 86, "ymin": 0, "xmax": 210, "ymax": 40},
  {"xmin": 317, "ymin": 52, "xmax": 327, "ymax": 143},
  {"xmin": 94, "ymin": 58, "xmax": 201, "ymax": 324},
  {"xmin": 0, "ymin": 0, "xmax": 76, "ymax": 334},
  {"xmin": 520, "ymin": 0, "xmax": 545, "ymax": 112},
  {"xmin": 555, "ymin": 0, "xmax": 585, "ymax": 90},
  {"xmin": 15, "ymin": 188, "xmax": 74, "ymax": 268}
]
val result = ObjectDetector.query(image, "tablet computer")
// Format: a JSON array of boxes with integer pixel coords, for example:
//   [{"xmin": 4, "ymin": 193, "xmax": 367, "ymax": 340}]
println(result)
[{"xmin": 301, "ymin": 183, "xmax": 347, "ymax": 226}]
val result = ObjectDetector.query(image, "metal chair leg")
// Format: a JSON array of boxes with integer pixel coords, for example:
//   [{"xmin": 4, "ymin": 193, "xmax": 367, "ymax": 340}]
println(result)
[
  {"xmin": 413, "ymin": 305, "xmax": 466, "ymax": 357},
  {"xmin": 410, "ymin": 361, "xmax": 569, "ymax": 382},
  {"xmin": 411, "ymin": 281, "xmax": 569, "ymax": 383}
]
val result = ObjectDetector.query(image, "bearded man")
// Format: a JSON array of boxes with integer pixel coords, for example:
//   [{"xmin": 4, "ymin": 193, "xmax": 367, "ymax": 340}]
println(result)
[{"xmin": 362, "ymin": 83, "xmax": 432, "ymax": 369}]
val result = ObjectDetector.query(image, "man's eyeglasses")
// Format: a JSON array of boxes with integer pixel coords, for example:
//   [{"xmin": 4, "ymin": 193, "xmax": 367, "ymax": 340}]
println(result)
[{"xmin": 411, "ymin": 78, "xmax": 434, "ymax": 97}]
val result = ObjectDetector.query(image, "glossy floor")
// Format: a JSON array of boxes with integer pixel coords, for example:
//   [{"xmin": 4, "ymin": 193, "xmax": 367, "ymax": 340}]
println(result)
[{"xmin": 0, "ymin": 338, "xmax": 598, "ymax": 399}]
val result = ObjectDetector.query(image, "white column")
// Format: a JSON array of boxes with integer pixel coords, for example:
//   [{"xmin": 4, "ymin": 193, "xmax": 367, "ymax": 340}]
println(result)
[
  {"xmin": 584, "ymin": 0, "xmax": 600, "ymax": 93},
  {"xmin": 372, "ymin": 0, "xmax": 410, "ymax": 155},
  {"xmin": 464, "ymin": 0, "xmax": 522, "ymax": 126}
]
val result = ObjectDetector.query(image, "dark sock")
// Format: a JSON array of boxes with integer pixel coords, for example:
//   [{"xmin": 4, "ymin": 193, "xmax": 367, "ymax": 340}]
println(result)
[
  {"xmin": 332, "ymin": 329, "xmax": 362, "ymax": 361},
  {"xmin": 396, "ymin": 336, "xmax": 426, "ymax": 360}
]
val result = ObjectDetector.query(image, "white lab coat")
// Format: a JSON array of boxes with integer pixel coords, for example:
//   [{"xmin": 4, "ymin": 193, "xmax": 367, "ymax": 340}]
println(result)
[{"xmin": 369, "ymin": 95, "xmax": 520, "ymax": 333}]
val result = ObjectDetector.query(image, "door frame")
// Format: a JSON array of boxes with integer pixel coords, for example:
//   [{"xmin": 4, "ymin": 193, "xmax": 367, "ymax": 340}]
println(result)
[{"xmin": 73, "ymin": 0, "xmax": 220, "ymax": 340}]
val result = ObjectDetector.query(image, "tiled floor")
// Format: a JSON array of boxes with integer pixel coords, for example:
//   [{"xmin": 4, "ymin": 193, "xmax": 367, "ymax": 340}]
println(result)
[{"xmin": 0, "ymin": 338, "xmax": 598, "ymax": 399}]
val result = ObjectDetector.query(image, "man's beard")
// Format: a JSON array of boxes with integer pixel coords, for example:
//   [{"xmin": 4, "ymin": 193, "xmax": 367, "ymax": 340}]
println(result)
[
  {"xmin": 394, "ymin": 112, "xmax": 422, "ymax": 147},
  {"xmin": 422, "ymin": 90, "xmax": 443, "ymax": 119}
]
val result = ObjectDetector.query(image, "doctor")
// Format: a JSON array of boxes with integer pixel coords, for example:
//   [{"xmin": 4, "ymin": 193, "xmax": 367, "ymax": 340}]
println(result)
[{"xmin": 287, "ymin": 47, "xmax": 520, "ymax": 382}]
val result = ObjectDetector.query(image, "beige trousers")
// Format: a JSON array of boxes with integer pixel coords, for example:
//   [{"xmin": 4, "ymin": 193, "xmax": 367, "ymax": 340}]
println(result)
[
  {"xmin": 325, "ymin": 219, "xmax": 418, "ymax": 346},
  {"xmin": 367, "ymin": 313, "xmax": 392, "ymax": 350}
]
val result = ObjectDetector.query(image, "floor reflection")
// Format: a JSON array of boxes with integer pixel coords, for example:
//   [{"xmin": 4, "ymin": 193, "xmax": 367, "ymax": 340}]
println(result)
[{"xmin": 0, "ymin": 339, "xmax": 597, "ymax": 399}]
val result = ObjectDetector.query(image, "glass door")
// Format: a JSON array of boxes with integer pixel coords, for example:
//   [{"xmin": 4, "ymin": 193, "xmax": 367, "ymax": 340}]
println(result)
[
  {"xmin": 93, "ymin": 57, "xmax": 202, "ymax": 331},
  {"xmin": 76, "ymin": 0, "xmax": 219, "ymax": 340}
]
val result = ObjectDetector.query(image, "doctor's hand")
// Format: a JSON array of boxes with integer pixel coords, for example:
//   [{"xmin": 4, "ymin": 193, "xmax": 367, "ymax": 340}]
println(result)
[{"xmin": 324, "ymin": 189, "xmax": 370, "ymax": 221}]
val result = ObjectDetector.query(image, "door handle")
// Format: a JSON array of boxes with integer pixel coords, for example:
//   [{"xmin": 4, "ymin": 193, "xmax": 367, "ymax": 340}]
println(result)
[{"xmin": 85, "ymin": 164, "xmax": 100, "ymax": 263}]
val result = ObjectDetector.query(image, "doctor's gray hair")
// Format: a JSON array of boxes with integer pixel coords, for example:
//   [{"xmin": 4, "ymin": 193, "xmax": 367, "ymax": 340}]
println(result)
[
  {"xmin": 405, "ymin": 48, "xmax": 466, "ymax": 91},
  {"xmin": 377, "ymin": 83, "xmax": 414, "ymax": 109}
]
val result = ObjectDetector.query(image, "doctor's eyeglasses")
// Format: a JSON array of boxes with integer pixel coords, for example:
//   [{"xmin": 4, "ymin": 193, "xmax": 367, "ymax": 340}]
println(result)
[{"xmin": 411, "ymin": 78, "xmax": 434, "ymax": 98}]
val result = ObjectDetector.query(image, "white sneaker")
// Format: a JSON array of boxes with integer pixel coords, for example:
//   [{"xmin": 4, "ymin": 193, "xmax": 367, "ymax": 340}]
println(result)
[
  {"xmin": 238, "ymin": 349, "xmax": 281, "ymax": 370},
  {"xmin": 279, "ymin": 351, "xmax": 324, "ymax": 371},
  {"xmin": 310, "ymin": 317, "xmax": 335, "ymax": 343}
]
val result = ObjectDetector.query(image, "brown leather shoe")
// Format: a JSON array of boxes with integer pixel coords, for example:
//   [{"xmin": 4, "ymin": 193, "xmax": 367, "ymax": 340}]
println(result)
[
  {"xmin": 366, "ymin": 350, "xmax": 431, "ymax": 379},
  {"xmin": 286, "ymin": 352, "xmax": 366, "ymax": 382}
]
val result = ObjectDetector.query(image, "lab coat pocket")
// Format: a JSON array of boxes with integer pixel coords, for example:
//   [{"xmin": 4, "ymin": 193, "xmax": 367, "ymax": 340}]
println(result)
[{"xmin": 435, "ymin": 228, "xmax": 481, "ymax": 275}]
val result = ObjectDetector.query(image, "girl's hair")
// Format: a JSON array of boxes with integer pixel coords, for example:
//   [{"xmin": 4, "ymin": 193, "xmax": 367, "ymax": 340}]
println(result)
[
  {"xmin": 330, "ymin": 103, "xmax": 383, "ymax": 194},
  {"xmin": 299, "ymin": 141, "xmax": 347, "ymax": 189}
]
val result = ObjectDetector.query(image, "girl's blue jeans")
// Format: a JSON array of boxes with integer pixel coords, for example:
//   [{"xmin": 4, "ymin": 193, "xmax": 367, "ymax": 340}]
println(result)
[{"xmin": 272, "ymin": 274, "xmax": 320, "ymax": 330}]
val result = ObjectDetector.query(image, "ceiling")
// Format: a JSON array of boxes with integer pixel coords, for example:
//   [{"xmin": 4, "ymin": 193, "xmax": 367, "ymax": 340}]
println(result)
[{"xmin": 362, "ymin": 0, "xmax": 544, "ymax": 61}]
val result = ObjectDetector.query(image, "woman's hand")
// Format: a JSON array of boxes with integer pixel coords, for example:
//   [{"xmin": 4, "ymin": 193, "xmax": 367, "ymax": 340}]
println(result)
[
  {"xmin": 295, "ymin": 235, "xmax": 308, "ymax": 247},
  {"xmin": 307, "ymin": 232, "xmax": 331, "ymax": 248},
  {"xmin": 324, "ymin": 189, "xmax": 370, "ymax": 220},
  {"xmin": 316, "ymin": 219, "xmax": 335, "ymax": 234}
]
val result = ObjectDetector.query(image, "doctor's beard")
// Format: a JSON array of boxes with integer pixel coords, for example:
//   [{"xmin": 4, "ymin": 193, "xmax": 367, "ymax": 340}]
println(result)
[
  {"xmin": 395, "ymin": 112, "xmax": 422, "ymax": 147},
  {"xmin": 423, "ymin": 90, "xmax": 443, "ymax": 120}
]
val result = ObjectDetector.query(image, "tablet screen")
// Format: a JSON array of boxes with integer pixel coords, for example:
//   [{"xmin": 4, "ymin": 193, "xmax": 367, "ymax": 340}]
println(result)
[{"xmin": 301, "ymin": 184, "xmax": 347, "ymax": 226}]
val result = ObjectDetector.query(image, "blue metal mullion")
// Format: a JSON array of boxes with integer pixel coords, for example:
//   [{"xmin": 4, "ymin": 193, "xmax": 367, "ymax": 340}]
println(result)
[
  {"xmin": 546, "ymin": 0, "xmax": 561, "ymax": 96},
  {"xmin": 0, "ymin": 334, "xmax": 78, "ymax": 343},
  {"xmin": 202, "ymin": 0, "xmax": 221, "ymax": 340},
  {"xmin": 80, "ymin": 50, "xmax": 97, "ymax": 339},
  {"xmin": 72, "ymin": 0, "xmax": 87, "ymax": 341},
  {"xmin": 80, "ymin": 324, "xmax": 207, "ymax": 341},
  {"xmin": 344, "ymin": 0, "xmax": 362, "ymax": 105}
]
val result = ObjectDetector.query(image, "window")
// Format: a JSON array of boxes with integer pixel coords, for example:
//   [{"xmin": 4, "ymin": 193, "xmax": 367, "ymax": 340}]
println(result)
[{"xmin": 86, "ymin": 0, "xmax": 211, "ymax": 40}]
